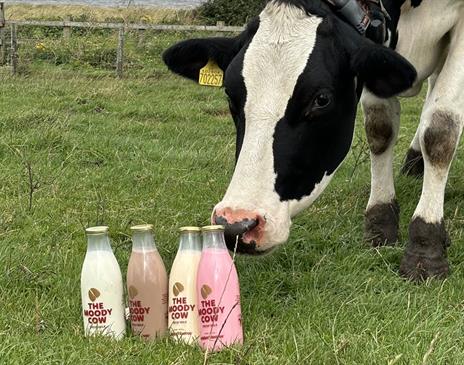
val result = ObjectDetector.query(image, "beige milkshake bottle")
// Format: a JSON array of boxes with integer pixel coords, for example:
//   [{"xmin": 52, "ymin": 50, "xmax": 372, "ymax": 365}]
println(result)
[
  {"xmin": 81, "ymin": 226, "xmax": 126, "ymax": 340},
  {"xmin": 168, "ymin": 227, "xmax": 202, "ymax": 344},
  {"xmin": 127, "ymin": 224, "xmax": 168, "ymax": 339}
]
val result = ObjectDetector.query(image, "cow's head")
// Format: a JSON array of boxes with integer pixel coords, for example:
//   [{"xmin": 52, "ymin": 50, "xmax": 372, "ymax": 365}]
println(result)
[{"xmin": 163, "ymin": 0, "xmax": 416, "ymax": 254}]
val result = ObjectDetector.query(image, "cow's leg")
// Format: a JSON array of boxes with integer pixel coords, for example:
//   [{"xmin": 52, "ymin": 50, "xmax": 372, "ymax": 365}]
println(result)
[
  {"xmin": 362, "ymin": 91, "xmax": 401, "ymax": 247},
  {"xmin": 402, "ymin": 127, "xmax": 424, "ymax": 178},
  {"xmin": 400, "ymin": 23, "xmax": 464, "ymax": 281},
  {"xmin": 402, "ymin": 74, "xmax": 440, "ymax": 178}
]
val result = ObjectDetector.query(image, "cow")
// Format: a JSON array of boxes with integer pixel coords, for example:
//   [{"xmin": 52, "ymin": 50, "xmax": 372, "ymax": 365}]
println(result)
[{"xmin": 163, "ymin": 0, "xmax": 464, "ymax": 281}]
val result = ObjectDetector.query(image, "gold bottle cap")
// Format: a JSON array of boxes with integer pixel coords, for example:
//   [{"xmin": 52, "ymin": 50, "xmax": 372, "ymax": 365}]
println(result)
[
  {"xmin": 201, "ymin": 225, "xmax": 225, "ymax": 232},
  {"xmin": 130, "ymin": 224, "xmax": 154, "ymax": 232},
  {"xmin": 85, "ymin": 226, "xmax": 109, "ymax": 235},
  {"xmin": 179, "ymin": 226, "xmax": 201, "ymax": 233}
]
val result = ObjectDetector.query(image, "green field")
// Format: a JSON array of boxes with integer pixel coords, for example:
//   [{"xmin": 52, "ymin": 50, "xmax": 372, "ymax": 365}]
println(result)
[{"xmin": 1, "ymin": 29, "xmax": 464, "ymax": 365}]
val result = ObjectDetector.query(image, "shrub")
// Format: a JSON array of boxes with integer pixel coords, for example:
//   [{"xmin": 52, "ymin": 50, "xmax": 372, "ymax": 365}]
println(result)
[{"xmin": 198, "ymin": 0, "xmax": 267, "ymax": 25}]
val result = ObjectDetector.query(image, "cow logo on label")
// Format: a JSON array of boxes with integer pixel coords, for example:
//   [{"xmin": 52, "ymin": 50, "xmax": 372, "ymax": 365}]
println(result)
[
  {"xmin": 201, "ymin": 284, "xmax": 212, "ymax": 300},
  {"xmin": 88, "ymin": 288, "xmax": 101, "ymax": 302},
  {"xmin": 173, "ymin": 282, "xmax": 184, "ymax": 297},
  {"xmin": 129, "ymin": 285, "xmax": 138, "ymax": 299}
]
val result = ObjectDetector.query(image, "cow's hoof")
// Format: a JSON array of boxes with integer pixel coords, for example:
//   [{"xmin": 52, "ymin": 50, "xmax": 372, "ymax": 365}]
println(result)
[
  {"xmin": 364, "ymin": 200, "xmax": 400, "ymax": 247},
  {"xmin": 399, "ymin": 217, "xmax": 450, "ymax": 282},
  {"xmin": 401, "ymin": 148, "xmax": 424, "ymax": 177}
]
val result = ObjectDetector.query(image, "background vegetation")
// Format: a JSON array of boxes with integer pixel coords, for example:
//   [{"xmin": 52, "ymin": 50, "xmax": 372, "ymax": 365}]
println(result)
[
  {"xmin": 6, "ymin": 4, "xmax": 196, "ymax": 25},
  {"xmin": 1, "ymin": 3, "xmax": 464, "ymax": 365},
  {"xmin": 199, "ymin": 0, "xmax": 266, "ymax": 25},
  {"xmin": 7, "ymin": 1, "xmax": 266, "ymax": 26}
]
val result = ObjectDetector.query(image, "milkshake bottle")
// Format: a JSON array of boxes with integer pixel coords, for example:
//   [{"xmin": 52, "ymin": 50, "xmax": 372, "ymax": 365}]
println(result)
[
  {"xmin": 126, "ymin": 224, "xmax": 168, "ymax": 339},
  {"xmin": 168, "ymin": 226, "xmax": 202, "ymax": 344},
  {"xmin": 80, "ymin": 226, "xmax": 126, "ymax": 340},
  {"xmin": 197, "ymin": 225, "xmax": 243, "ymax": 351}
]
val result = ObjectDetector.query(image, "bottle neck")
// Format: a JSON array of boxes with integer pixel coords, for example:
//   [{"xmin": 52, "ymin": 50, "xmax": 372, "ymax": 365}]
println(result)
[
  {"xmin": 132, "ymin": 231, "xmax": 156, "ymax": 252},
  {"xmin": 202, "ymin": 231, "xmax": 227, "ymax": 250},
  {"xmin": 178, "ymin": 232, "xmax": 202, "ymax": 252},
  {"xmin": 86, "ymin": 234, "xmax": 112, "ymax": 252}
]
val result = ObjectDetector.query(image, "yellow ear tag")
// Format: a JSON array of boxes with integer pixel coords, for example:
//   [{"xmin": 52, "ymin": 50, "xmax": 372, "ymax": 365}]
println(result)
[{"xmin": 199, "ymin": 60, "xmax": 224, "ymax": 87}]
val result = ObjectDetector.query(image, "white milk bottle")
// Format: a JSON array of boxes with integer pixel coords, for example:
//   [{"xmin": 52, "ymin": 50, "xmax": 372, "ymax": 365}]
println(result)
[
  {"xmin": 80, "ymin": 226, "xmax": 126, "ymax": 340},
  {"xmin": 168, "ymin": 227, "xmax": 202, "ymax": 344}
]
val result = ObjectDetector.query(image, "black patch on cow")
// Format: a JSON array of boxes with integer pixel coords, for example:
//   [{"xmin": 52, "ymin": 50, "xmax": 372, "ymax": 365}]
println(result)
[
  {"xmin": 395, "ymin": 0, "xmax": 423, "ymax": 8},
  {"xmin": 364, "ymin": 200, "xmax": 400, "ymax": 247},
  {"xmin": 400, "ymin": 217, "xmax": 450, "ymax": 282},
  {"xmin": 224, "ymin": 41, "xmax": 250, "ymax": 160},
  {"xmin": 364, "ymin": 105, "xmax": 394, "ymax": 155},
  {"xmin": 401, "ymin": 148, "xmax": 424, "ymax": 177},
  {"xmin": 350, "ymin": 44, "xmax": 417, "ymax": 98},
  {"xmin": 423, "ymin": 111, "xmax": 459, "ymax": 168}
]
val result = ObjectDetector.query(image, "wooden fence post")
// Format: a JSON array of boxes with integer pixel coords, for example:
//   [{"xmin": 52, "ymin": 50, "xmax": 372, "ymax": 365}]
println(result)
[
  {"xmin": 0, "ymin": 2, "xmax": 5, "ymax": 66},
  {"xmin": 0, "ymin": 2, "xmax": 5, "ymax": 28},
  {"xmin": 11, "ymin": 22, "xmax": 17, "ymax": 75},
  {"xmin": 137, "ymin": 29, "xmax": 145, "ymax": 48},
  {"xmin": 116, "ymin": 26, "xmax": 124, "ymax": 78},
  {"xmin": 215, "ymin": 21, "xmax": 225, "ymax": 36},
  {"xmin": 0, "ymin": 28, "xmax": 5, "ymax": 65},
  {"xmin": 63, "ymin": 16, "xmax": 71, "ymax": 40}
]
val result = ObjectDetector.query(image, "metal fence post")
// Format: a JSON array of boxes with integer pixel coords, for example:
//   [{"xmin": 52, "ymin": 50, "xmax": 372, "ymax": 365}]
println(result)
[{"xmin": 116, "ymin": 26, "xmax": 124, "ymax": 78}]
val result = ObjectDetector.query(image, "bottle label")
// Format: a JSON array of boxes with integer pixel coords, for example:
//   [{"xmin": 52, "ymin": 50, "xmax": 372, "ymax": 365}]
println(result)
[
  {"xmin": 169, "ymin": 282, "xmax": 197, "ymax": 337},
  {"xmin": 129, "ymin": 301, "xmax": 151, "ymax": 325},
  {"xmin": 83, "ymin": 288, "xmax": 115, "ymax": 331},
  {"xmin": 198, "ymin": 288, "xmax": 242, "ymax": 346},
  {"xmin": 199, "ymin": 299, "xmax": 225, "ymax": 324},
  {"xmin": 128, "ymin": 285, "xmax": 152, "ymax": 336}
]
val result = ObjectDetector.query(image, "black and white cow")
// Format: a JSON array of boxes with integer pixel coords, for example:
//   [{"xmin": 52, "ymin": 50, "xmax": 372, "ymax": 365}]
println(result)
[{"xmin": 163, "ymin": 0, "xmax": 464, "ymax": 281}]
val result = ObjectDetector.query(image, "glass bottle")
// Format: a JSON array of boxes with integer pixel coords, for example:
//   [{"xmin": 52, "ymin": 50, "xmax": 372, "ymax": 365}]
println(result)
[
  {"xmin": 127, "ymin": 224, "xmax": 168, "ymax": 339},
  {"xmin": 169, "ymin": 226, "xmax": 202, "ymax": 344},
  {"xmin": 81, "ymin": 226, "xmax": 126, "ymax": 340}
]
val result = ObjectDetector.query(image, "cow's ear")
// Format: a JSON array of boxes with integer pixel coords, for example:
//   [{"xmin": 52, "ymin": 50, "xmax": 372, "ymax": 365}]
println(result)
[
  {"xmin": 351, "ymin": 44, "xmax": 417, "ymax": 98},
  {"xmin": 162, "ymin": 37, "xmax": 239, "ymax": 82}
]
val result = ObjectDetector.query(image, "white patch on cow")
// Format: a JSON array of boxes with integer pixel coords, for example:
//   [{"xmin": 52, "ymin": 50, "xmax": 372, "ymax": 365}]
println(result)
[
  {"xmin": 397, "ymin": 0, "xmax": 463, "ymax": 90},
  {"xmin": 214, "ymin": 2, "xmax": 323, "ymax": 248}
]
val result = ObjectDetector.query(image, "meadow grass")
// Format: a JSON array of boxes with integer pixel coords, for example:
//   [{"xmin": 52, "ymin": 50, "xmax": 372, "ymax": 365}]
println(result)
[
  {"xmin": 6, "ymin": 4, "xmax": 196, "ymax": 25},
  {"xmin": 0, "ymin": 30, "xmax": 464, "ymax": 365}
]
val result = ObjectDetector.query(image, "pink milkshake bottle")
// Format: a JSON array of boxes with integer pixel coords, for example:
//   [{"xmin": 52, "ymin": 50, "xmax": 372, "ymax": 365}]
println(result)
[{"xmin": 197, "ymin": 225, "xmax": 243, "ymax": 351}]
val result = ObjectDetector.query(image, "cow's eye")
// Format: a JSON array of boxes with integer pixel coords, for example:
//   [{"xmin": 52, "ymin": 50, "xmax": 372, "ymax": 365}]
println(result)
[{"xmin": 313, "ymin": 93, "xmax": 331, "ymax": 110}]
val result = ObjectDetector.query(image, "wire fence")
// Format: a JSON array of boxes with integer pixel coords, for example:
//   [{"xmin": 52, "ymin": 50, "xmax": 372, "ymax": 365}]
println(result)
[{"xmin": 0, "ymin": 17, "xmax": 243, "ymax": 78}]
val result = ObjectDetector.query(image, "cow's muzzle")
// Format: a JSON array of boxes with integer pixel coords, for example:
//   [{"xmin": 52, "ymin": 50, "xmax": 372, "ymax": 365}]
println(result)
[{"xmin": 213, "ymin": 208, "xmax": 268, "ymax": 255}]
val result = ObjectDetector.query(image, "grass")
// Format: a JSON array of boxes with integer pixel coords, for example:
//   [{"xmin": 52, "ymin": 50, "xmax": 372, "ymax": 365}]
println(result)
[
  {"xmin": 0, "ymin": 29, "xmax": 464, "ymax": 365},
  {"xmin": 6, "ymin": 4, "xmax": 196, "ymax": 25}
]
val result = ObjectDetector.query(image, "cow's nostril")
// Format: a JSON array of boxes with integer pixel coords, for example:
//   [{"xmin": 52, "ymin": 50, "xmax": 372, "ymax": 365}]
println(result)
[{"xmin": 214, "ymin": 215, "xmax": 259, "ymax": 237}]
